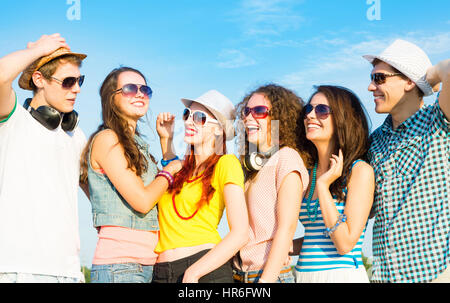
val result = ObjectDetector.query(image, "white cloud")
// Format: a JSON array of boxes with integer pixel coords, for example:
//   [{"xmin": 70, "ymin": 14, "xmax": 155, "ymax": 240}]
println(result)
[
  {"xmin": 217, "ymin": 49, "xmax": 256, "ymax": 69},
  {"xmin": 231, "ymin": 0, "xmax": 304, "ymax": 37},
  {"xmin": 281, "ymin": 32, "xmax": 450, "ymax": 88},
  {"xmin": 403, "ymin": 32, "xmax": 450, "ymax": 55}
]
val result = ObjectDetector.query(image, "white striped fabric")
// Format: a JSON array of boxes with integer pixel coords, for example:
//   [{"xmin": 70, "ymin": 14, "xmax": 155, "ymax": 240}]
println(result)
[{"xmin": 295, "ymin": 200, "xmax": 365, "ymax": 273}]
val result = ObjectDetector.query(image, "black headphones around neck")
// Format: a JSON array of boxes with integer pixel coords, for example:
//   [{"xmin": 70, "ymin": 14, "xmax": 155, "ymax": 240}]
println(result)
[
  {"xmin": 243, "ymin": 146, "xmax": 278, "ymax": 172},
  {"xmin": 23, "ymin": 98, "xmax": 79, "ymax": 132}
]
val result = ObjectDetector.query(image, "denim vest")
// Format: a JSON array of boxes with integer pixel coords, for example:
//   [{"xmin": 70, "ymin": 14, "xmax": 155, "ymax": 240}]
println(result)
[{"xmin": 88, "ymin": 133, "xmax": 159, "ymax": 231}]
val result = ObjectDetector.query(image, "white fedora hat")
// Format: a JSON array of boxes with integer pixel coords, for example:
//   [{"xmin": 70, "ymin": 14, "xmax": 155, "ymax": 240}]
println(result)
[
  {"xmin": 363, "ymin": 39, "xmax": 434, "ymax": 96},
  {"xmin": 181, "ymin": 89, "xmax": 236, "ymax": 141}
]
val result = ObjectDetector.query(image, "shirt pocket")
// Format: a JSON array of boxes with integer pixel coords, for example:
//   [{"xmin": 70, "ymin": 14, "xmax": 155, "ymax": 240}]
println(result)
[{"xmin": 394, "ymin": 136, "xmax": 424, "ymax": 177}]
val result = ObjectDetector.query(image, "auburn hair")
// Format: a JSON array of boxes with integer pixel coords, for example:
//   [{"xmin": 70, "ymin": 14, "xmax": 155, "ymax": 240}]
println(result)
[
  {"xmin": 170, "ymin": 130, "xmax": 227, "ymax": 209},
  {"xmin": 80, "ymin": 67, "xmax": 156, "ymax": 184}
]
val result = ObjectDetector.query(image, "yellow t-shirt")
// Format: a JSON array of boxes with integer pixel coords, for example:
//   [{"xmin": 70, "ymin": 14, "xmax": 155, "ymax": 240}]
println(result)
[{"xmin": 155, "ymin": 154, "xmax": 244, "ymax": 253}]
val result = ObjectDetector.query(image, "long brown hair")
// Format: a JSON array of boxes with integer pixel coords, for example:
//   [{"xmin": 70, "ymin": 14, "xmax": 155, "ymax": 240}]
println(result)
[
  {"xmin": 80, "ymin": 67, "xmax": 156, "ymax": 183},
  {"xmin": 170, "ymin": 129, "xmax": 227, "ymax": 209},
  {"xmin": 302, "ymin": 85, "xmax": 371, "ymax": 201},
  {"xmin": 235, "ymin": 83, "xmax": 310, "ymax": 180}
]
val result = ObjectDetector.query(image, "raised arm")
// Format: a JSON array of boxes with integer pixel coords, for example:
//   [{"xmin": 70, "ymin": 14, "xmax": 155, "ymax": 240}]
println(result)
[
  {"xmin": 316, "ymin": 150, "xmax": 374, "ymax": 255},
  {"xmin": 0, "ymin": 34, "xmax": 69, "ymax": 119},
  {"xmin": 91, "ymin": 129, "xmax": 182, "ymax": 214},
  {"xmin": 427, "ymin": 59, "xmax": 450, "ymax": 121},
  {"xmin": 156, "ymin": 112, "xmax": 177, "ymax": 160}
]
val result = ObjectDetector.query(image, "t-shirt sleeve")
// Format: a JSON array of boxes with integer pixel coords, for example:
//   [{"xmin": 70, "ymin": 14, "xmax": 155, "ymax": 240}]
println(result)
[
  {"xmin": 214, "ymin": 154, "xmax": 245, "ymax": 190},
  {"xmin": 275, "ymin": 147, "xmax": 309, "ymax": 196},
  {"xmin": 0, "ymin": 91, "xmax": 17, "ymax": 125}
]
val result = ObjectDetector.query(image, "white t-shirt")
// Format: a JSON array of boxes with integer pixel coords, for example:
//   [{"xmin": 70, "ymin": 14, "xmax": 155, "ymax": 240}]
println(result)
[{"xmin": 0, "ymin": 96, "xmax": 87, "ymax": 279}]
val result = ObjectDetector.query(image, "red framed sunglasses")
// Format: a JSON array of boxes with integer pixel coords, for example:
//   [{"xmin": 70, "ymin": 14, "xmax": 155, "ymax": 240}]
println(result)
[{"xmin": 243, "ymin": 105, "xmax": 270, "ymax": 119}]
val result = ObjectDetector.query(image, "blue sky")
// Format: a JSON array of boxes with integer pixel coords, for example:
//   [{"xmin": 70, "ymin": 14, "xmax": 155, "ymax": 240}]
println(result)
[{"xmin": 1, "ymin": 0, "xmax": 449, "ymax": 266}]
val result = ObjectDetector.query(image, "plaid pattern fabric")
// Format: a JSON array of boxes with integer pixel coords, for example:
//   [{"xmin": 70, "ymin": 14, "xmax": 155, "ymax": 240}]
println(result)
[{"xmin": 368, "ymin": 98, "xmax": 450, "ymax": 283}]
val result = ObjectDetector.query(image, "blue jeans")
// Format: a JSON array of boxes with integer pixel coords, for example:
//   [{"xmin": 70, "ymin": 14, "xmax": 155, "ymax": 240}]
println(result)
[
  {"xmin": 0, "ymin": 272, "xmax": 82, "ymax": 283},
  {"xmin": 90, "ymin": 263, "xmax": 154, "ymax": 283},
  {"xmin": 233, "ymin": 266, "xmax": 295, "ymax": 283}
]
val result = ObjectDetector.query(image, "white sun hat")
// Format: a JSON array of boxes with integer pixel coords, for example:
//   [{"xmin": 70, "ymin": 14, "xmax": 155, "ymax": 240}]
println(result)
[
  {"xmin": 363, "ymin": 39, "xmax": 434, "ymax": 96},
  {"xmin": 181, "ymin": 89, "xmax": 236, "ymax": 141}
]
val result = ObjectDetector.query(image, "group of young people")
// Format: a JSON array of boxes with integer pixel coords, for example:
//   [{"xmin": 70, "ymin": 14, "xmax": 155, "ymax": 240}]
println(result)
[{"xmin": 0, "ymin": 34, "xmax": 448, "ymax": 283}]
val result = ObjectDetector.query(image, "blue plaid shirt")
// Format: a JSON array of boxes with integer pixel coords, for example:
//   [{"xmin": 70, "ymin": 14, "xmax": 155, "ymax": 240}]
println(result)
[{"xmin": 368, "ymin": 97, "xmax": 449, "ymax": 283}]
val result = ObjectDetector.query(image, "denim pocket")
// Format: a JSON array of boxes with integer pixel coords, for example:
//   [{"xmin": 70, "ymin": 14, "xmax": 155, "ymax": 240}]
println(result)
[
  {"xmin": 91, "ymin": 263, "xmax": 153, "ymax": 283},
  {"xmin": 90, "ymin": 269, "xmax": 99, "ymax": 283},
  {"xmin": 111, "ymin": 263, "xmax": 148, "ymax": 283}
]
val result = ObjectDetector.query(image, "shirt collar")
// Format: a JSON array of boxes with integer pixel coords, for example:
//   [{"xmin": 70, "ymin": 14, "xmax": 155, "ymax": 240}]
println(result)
[{"xmin": 381, "ymin": 105, "xmax": 426, "ymax": 134}]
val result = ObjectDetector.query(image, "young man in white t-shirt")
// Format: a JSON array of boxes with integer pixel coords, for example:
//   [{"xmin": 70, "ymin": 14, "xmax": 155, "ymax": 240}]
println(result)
[{"xmin": 0, "ymin": 34, "xmax": 88, "ymax": 283}]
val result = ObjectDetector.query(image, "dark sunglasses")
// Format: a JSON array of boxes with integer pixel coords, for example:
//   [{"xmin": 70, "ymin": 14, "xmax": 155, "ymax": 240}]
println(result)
[
  {"xmin": 114, "ymin": 83, "xmax": 153, "ymax": 98},
  {"xmin": 370, "ymin": 72, "xmax": 403, "ymax": 85},
  {"xmin": 51, "ymin": 75, "xmax": 85, "ymax": 89},
  {"xmin": 243, "ymin": 105, "xmax": 270, "ymax": 119},
  {"xmin": 182, "ymin": 107, "xmax": 219, "ymax": 127},
  {"xmin": 304, "ymin": 104, "xmax": 332, "ymax": 120}
]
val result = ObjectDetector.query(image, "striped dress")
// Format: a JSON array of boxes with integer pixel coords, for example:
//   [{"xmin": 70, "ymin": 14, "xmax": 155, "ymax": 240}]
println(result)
[{"xmin": 294, "ymin": 161, "xmax": 369, "ymax": 283}]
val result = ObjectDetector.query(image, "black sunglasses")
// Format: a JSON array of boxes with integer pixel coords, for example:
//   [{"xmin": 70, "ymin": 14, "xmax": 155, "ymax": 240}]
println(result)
[
  {"xmin": 370, "ymin": 72, "xmax": 403, "ymax": 85},
  {"xmin": 51, "ymin": 75, "xmax": 85, "ymax": 89},
  {"xmin": 114, "ymin": 83, "xmax": 153, "ymax": 98},
  {"xmin": 304, "ymin": 104, "xmax": 332, "ymax": 120}
]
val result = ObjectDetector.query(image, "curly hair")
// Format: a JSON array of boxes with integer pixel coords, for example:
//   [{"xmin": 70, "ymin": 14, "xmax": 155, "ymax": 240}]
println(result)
[{"xmin": 235, "ymin": 83, "xmax": 310, "ymax": 180}]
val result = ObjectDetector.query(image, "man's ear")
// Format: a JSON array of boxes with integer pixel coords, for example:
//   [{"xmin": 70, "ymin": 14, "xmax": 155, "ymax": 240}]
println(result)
[
  {"xmin": 404, "ymin": 79, "xmax": 417, "ymax": 93},
  {"xmin": 31, "ymin": 71, "xmax": 46, "ymax": 90}
]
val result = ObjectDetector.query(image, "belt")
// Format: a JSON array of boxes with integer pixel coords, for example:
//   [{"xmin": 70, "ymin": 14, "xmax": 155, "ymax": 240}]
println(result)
[{"xmin": 233, "ymin": 267, "xmax": 292, "ymax": 282}]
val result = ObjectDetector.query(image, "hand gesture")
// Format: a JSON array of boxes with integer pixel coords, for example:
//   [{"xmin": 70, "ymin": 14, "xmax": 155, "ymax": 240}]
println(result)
[
  {"xmin": 317, "ymin": 149, "xmax": 344, "ymax": 188},
  {"xmin": 26, "ymin": 33, "xmax": 70, "ymax": 56},
  {"xmin": 156, "ymin": 112, "xmax": 175, "ymax": 140}
]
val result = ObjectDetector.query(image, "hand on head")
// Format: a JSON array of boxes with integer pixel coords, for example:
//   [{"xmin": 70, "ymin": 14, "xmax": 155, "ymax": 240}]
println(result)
[{"xmin": 27, "ymin": 33, "xmax": 70, "ymax": 56}]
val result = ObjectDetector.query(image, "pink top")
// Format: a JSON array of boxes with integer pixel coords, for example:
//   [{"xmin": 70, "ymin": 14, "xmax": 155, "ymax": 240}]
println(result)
[
  {"xmin": 92, "ymin": 226, "xmax": 159, "ymax": 265},
  {"xmin": 235, "ymin": 147, "xmax": 309, "ymax": 271}
]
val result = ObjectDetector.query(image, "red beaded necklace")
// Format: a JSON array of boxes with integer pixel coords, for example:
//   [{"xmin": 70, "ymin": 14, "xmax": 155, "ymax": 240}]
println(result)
[{"xmin": 172, "ymin": 173, "xmax": 204, "ymax": 220}]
